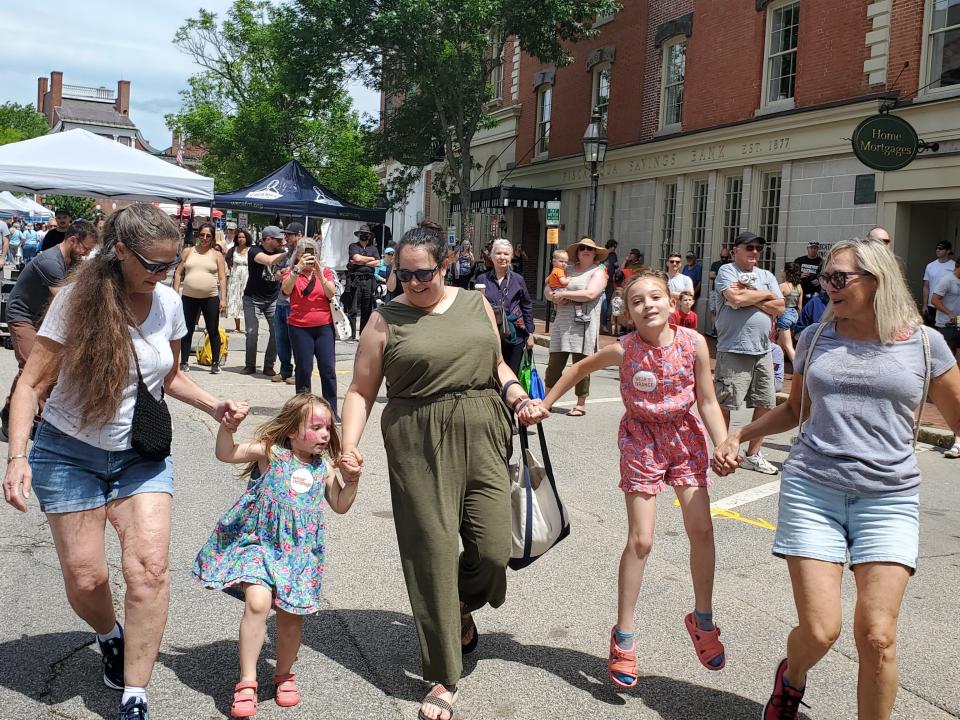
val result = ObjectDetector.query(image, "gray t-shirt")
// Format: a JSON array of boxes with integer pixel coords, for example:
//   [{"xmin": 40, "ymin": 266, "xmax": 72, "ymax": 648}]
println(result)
[
  {"xmin": 783, "ymin": 323, "xmax": 956, "ymax": 497},
  {"xmin": 274, "ymin": 246, "xmax": 297, "ymax": 308},
  {"xmin": 714, "ymin": 262, "xmax": 782, "ymax": 355},
  {"xmin": 932, "ymin": 272, "xmax": 960, "ymax": 327},
  {"xmin": 6, "ymin": 245, "xmax": 68, "ymax": 324}
]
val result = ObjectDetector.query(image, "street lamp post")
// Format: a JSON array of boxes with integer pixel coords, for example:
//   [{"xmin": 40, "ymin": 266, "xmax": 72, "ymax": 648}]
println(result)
[{"xmin": 582, "ymin": 109, "xmax": 608, "ymax": 239}]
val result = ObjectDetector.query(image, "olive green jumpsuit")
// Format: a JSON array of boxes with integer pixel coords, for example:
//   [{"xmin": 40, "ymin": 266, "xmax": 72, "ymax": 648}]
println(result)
[{"xmin": 377, "ymin": 289, "xmax": 513, "ymax": 687}]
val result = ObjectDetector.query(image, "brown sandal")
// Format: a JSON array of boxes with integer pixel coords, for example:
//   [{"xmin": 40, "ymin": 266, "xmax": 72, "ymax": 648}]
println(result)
[
  {"xmin": 567, "ymin": 407, "xmax": 586, "ymax": 417},
  {"xmin": 461, "ymin": 612, "xmax": 478, "ymax": 654},
  {"xmin": 418, "ymin": 684, "xmax": 458, "ymax": 720}
]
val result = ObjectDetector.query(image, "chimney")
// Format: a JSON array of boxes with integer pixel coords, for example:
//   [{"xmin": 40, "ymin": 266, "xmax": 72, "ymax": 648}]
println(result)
[
  {"xmin": 37, "ymin": 77, "xmax": 48, "ymax": 112},
  {"xmin": 49, "ymin": 71, "xmax": 63, "ymax": 126},
  {"xmin": 116, "ymin": 80, "xmax": 130, "ymax": 115}
]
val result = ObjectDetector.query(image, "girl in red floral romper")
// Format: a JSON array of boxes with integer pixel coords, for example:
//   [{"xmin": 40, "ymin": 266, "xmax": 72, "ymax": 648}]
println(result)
[{"xmin": 542, "ymin": 269, "xmax": 730, "ymax": 688}]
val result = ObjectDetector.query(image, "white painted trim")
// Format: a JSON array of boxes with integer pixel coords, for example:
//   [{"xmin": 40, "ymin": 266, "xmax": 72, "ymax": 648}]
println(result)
[{"xmin": 760, "ymin": 0, "xmax": 801, "ymax": 110}]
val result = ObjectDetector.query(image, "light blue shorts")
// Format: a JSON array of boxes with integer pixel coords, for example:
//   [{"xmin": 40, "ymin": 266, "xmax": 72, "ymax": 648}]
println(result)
[
  {"xmin": 772, "ymin": 473, "xmax": 919, "ymax": 572},
  {"xmin": 29, "ymin": 420, "xmax": 174, "ymax": 514}
]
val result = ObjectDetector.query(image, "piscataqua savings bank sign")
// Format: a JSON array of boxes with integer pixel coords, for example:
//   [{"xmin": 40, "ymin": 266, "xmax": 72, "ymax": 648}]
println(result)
[{"xmin": 851, "ymin": 112, "xmax": 937, "ymax": 172}]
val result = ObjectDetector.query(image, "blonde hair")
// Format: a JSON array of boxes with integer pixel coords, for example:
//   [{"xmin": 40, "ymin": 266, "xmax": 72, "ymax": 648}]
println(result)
[
  {"xmin": 242, "ymin": 394, "xmax": 341, "ymax": 479},
  {"xmin": 819, "ymin": 237, "xmax": 921, "ymax": 343},
  {"xmin": 552, "ymin": 250, "xmax": 568, "ymax": 262}
]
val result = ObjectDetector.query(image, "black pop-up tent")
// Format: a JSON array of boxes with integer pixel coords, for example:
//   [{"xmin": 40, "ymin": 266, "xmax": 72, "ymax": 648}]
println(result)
[{"xmin": 203, "ymin": 159, "xmax": 385, "ymax": 223}]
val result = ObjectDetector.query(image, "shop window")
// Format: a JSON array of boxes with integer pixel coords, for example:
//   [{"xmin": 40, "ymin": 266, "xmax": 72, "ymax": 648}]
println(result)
[
  {"xmin": 763, "ymin": 1, "xmax": 800, "ymax": 107},
  {"xmin": 722, "ymin": 175, "xmax": 743, "ymax": 247},
  {"xmin": 689, "ymin": 179, "xmax": 708, "ymax": 261},
  {"xmin": 536, "ymin": 86, "xmax": 552, "ymax": 156},
  {"xmin": 926, "ymin": 0, "xmax": 960, "ymax": 90},
  {"xmin": 660, "ymin": 38, "xmax": 685, "ymax": 128},
  {"xmin": 758, "ymin": 171, "xmax": 782, "ymax": 271},
  {"xmin": 660, "ymin": 182, "xmax": 678, "ymax": 261}
]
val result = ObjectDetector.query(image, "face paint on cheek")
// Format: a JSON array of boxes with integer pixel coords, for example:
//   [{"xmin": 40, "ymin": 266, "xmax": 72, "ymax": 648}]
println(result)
[{"xmin": 300, "ymin": 411, "xmax": 331, "ymax": 444}]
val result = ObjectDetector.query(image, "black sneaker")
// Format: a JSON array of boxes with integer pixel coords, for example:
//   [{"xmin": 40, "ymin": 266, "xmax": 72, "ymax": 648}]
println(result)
[
  {"xmin": 210, "ymin": 362, "xmax": 222, "ymax": 374},
  {"xmin": 97, "ymin": 625, "xmax": 124, "ymax": 690},
  {"xmin": 179, "ymin": 363, "xmax": 189, "ymax": 372},
  {"xmin": 117, "ymin": 696, "xmax": 149, "ymax": 720}
]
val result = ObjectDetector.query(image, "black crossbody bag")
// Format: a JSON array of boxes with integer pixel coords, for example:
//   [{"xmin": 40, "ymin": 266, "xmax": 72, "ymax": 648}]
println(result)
[{"xmin": 129, "ymin": 338, "xmax": 173, "ymax": 461}]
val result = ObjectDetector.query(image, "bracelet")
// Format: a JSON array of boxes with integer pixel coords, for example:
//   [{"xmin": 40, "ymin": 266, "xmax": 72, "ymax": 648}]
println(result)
[
  {"xmin": 501, "ymin": 379, "xmax": 519, "ymax": 401},
  {"xmin": 7, "ymin": 454, "xmax": 27, "ymax": 464},
  {"xmin": 514, "ymin": 399, "xmax": 532, "ymax": 414},
  {"xmin": 512, "ymin": 394, "xmax": 531, "ymax": 411}
]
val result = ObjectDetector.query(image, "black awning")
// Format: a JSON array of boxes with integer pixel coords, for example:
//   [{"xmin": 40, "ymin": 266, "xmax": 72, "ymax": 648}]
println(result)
[{"xmin": 450, "ymin": 185, "xmax": 561, "ymax": 213}]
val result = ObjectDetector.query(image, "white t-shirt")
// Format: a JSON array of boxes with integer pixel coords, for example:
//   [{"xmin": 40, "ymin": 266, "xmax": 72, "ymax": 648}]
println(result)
[
  {"xmin": 38, "ymin": 282, "xmax": 187, "ymax": 450},
  {"xmin": 923, "ymin": 258, "xmax": 956, "ymax": 307},
  {"xmin": 932, "ymin": 272, "xmax": 960, "ymax": 327},
  {"xmin": 667, "ymin": 273, "xmax": 694, "ymax": 295}
]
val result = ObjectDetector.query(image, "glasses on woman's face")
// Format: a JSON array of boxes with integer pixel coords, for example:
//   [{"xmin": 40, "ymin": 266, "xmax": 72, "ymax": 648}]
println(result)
[
  {"xmin": 127, "ymin": 245, "xmax": 182, "ymax": 274},
  {"xmin": 395, "ymin": 262, "xmax": 442, "ymax": 283},
  {"xmin": 818, "ymin": 270, "xmax": 873, "ymax": 289}
]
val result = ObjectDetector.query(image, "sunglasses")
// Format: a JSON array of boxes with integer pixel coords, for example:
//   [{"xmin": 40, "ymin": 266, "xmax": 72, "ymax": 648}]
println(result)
[
  {"xmin": 127, "ymin": 245, "xmax": 182, "ymax": 274},
  {"xmin": 818, "ymin": 270, "xmax": 872, "ymax": 289},
  {"xmin": 740, "ymin": 244, "xmax": 763, "ymax": 252},
  {"xmin": 395, "ymin": 262, "xmax": 442, "ymax": 283}
]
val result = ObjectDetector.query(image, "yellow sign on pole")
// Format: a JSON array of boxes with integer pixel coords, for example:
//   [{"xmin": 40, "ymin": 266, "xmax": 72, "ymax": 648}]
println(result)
[{"xmin": 546, "ymin": 227, "xmax": 560, "ymax": 245}]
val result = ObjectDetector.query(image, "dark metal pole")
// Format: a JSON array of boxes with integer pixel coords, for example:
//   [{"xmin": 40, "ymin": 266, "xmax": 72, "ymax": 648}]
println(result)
[{"xmin": 587, "ymin": 160, "xmax": 599, "ymax": 238}]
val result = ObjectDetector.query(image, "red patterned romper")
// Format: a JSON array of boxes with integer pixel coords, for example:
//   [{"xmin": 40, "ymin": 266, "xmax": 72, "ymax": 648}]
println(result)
[{"xmin": 617, "ymin": 326, "xmax": 711, "ymax": 495}]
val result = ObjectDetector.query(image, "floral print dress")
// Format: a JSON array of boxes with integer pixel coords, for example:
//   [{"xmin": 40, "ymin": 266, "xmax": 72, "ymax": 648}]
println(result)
[{"xmin": 192, "ymin": 446, "xmax": 328, "ymax": 614}]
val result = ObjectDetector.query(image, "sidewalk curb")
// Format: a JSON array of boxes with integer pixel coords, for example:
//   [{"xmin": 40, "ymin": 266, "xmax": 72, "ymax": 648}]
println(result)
[{"xmin": 534, "ymin": 333, "xmax": 954, "ymax": 447}]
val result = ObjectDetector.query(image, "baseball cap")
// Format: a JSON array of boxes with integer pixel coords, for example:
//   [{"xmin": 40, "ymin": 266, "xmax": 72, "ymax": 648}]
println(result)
[
  {"xmin": 383, "ymin": 247, "xmax": 395, "ymax": 255},
  {"xmin": 733, "ymin": 230, "xmax": 765, "ymax": 246},
  {"xmin": 936, "ymin": 241, "xmax": 952, "ymax": 251},
  {"xmin": 807, "ymin": 240, "xmax": 819, "ymax": 248},
  {"xmin": 54, "ymin": 208, "xmax": 72, "ymax": 216},
  {"xmin": 284, "ymin": 221, "xmax": 304, "ymax": 235},
  {"xmin": 225, "ymin": 221, "xmax": 237, "ymax": 230},
  {"xmin": 262, "ymin": 225, "xmax": 284, "ymax": 239},
  {"xmin": 685, "ymin": 250, "xmax": 696, "ymax": 258}
]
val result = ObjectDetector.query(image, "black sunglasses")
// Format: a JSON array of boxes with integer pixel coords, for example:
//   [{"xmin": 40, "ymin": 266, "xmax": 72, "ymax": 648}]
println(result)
[
  {"xmin": 818, "ymin": 270, "xmax": 872, "ymax": 289},
  {"xmin": 395, "ymin": 262, "xmax": 441, "ymax": 283},
  {"xmin": 127, "ymin": 245, "xmax": 182, "ymax": 274}
]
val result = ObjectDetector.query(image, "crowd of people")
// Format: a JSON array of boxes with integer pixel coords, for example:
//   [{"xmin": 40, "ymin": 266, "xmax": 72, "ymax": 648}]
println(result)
[{"xmin": 1, "ymin": 205, "xmax": 960, "ymax": 720}]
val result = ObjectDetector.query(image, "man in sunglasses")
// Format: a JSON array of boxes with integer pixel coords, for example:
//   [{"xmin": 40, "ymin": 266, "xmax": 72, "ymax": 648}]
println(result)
[
  {"xmin": 922, "ymin": 241, "xmax": 956, "ymax": 327},
  {"xmin": 793, "ymin": 241, "xmax": 823, "ymax": 302},
  {"xmin": 931, "ymin": 262, "xmax": 960, "ymax": 458},
  {"xmin": 240, "ymin": 225, "xmax": 288, "ymax": 376},
  {"xmin": 344, "ymin": 224, "xmax": 381, "ymax": 340},
  {"xmin": 713, "ymin": 230, "xmax": 785, "ymax": 475},
  {"xmin": 1, "ymin": 220, "xmax": 98, "ymax": 439}
]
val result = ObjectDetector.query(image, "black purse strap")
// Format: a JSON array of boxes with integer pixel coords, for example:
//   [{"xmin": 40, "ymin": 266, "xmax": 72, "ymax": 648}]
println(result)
[{"xmin": 127, "ymin": 330, "xmax": 165, "ymax": 400}]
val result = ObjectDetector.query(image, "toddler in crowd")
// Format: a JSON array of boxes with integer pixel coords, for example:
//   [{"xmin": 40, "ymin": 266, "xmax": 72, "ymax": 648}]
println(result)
[
  {"xmin": 610, "ymin": 287, "xmax": 625, "ymax": 335},
  {"xmin": 542, "ymin": 269, "xmax": 729, "ymax": 687},
  {"xmin": 670, "ymin": 290, "xmax": 698, "ymax": 329},
  {"xmin": 547, "ymin": 250, "xmax": 570, "ymax": 290},
  {"xmin": 192, "ymin": 394, "xmax": 358, "ymax": 718}
]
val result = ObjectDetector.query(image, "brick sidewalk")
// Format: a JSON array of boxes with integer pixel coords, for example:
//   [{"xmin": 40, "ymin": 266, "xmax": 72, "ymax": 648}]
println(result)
[{"xmin": 532, "ymin": 320, "xmax": 953, "ymax": 439}]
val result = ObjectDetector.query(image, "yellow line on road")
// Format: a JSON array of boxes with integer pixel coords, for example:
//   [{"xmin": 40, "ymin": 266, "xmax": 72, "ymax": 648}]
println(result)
[{"xmin": 673, "ymin": 499, "xmax": 776, "ymax": 531}]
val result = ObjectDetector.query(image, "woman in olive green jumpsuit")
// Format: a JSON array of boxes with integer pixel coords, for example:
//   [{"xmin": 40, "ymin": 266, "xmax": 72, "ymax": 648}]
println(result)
[{"xmin": 339, "ymin": 224, "xmax": 547, "ymax": 720}]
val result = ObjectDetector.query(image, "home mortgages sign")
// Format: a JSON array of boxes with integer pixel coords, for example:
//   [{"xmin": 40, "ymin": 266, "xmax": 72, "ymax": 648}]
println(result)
[{"xmin": 851, "ymin": 113, "xmax": 919, "ymax": 171}]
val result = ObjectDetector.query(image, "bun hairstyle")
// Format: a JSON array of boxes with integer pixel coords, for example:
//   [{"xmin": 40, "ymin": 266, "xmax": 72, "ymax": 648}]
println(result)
[{"xmin": 396, "ymin": 222, "xmax": 449, "ymax": 265}]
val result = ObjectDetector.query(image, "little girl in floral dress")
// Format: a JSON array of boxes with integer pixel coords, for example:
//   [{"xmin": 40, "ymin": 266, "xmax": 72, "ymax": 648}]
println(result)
[{"xmin": 193, "ymin": 393, "xmax": 358, "ymax": 718}]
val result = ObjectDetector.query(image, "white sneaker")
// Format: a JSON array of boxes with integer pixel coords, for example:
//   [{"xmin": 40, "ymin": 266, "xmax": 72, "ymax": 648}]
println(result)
[
  {"xmin": 739, "ymin": 452, "xmax": 779, "ymax": 475},
  {"xmin": 945, "ymin": 443, "xmax": 960, "ymax": 459}
]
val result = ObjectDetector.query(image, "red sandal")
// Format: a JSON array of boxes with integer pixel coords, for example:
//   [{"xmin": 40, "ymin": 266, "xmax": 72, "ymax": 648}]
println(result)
[
  {"xmin": 684, "ymin": 612, "xmax": 726, "ymax": 671},
  {"xmin": 273, "ymin": 673, "xmax": 301, "ymax": 708},
  {"xmin": 230, "ymin": 681, "xmax": 258, "ymax": 718},
  {"xmin": 607, "ymin": 627, "xmax": 638, "ymax": 688}
]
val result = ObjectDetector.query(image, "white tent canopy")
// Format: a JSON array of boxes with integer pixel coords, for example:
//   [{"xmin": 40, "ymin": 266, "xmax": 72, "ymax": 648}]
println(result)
[
  {"xmin": 18, "ymin": 196, "xmax": 53, "ymax": 217},
  {"xmin": 0, "ymin": 191, "xmax": 30, "ymax": 213},
  {"xmin": 0, "ymin": 129, "xmax": 213, "ymax": 202}
]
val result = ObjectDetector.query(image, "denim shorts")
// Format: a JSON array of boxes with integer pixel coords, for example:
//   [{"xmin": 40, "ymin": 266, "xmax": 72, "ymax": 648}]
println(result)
[
  {"xmin": 776, "ymin": 307, "xmax": 799, "ymax": 330},
  {"xmin": 30, "ymin": 420, "xmax": 174, "ymax": 514},
  {"xmin": 772, "ymin": 473, "xmax": 919, "ymax": 572}
]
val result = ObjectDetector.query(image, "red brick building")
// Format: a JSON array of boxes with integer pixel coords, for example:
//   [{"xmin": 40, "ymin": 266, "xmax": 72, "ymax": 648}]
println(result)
[{"xmin": 504, "ymin": 0, "xmax": 960, "ymax": 312}]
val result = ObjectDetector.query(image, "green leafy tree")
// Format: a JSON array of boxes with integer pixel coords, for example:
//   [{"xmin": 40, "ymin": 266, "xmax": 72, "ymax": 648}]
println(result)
[
  {"xmin": 0, "ymin": 102, "xmax": 49, "ymax": 146},
  {"xmin": 44, "ymin": 195, "xmax": 97, "ymax": 220},
  {"xmin": 287, "ymin": 0, "xmax": 619, "ymax": 236},
  {"xmin": 167, "ymin": 0, "xmax": 380, "ymax": 207}
]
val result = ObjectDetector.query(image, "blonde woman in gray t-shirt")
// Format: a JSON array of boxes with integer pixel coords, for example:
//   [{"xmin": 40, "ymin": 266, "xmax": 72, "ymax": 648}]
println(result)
[{"xmin": 713, "ymin": 238, "xmax": 960, "ymax": 720}]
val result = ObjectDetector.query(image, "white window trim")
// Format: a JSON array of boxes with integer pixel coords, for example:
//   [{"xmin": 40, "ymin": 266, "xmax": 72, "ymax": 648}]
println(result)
[
  {"xmin": 535, "ymin": 85, "xmax": 552, "ymax": 159},
  {"xmin": 715, "ymin": 173, "xmax": 745, "ymax": 248},
  {"xmin": 752, "ymin": 166, "xmax": 785, "ymax": 272},
  {"xmin": 591, "ymin": 62, "xmax": 612, "ymax": 127},
  {"xmin": 759, "ymin": 0, "xmax": 800, "ymax": 112},
  {"xmin": 655, "ymin": 178, "xmax": 681, "ymax": 266},
  {"xmin": 594, "ymin": 11, "xmax": 616, "ymax": 28},
  {"xmin": 659, "ymin": 36, "xmax": 686, "ymax": 131},
  {"xmin": 687, "ymin": 175, "xmax": 710, "ymax": 259},
  {"xmin": 918, "ymin": 0, "xmax": 960, "ymax": 99},
  {"xmin": 487, "ymin": 30, "xmax": 505, "ymax": 104}
]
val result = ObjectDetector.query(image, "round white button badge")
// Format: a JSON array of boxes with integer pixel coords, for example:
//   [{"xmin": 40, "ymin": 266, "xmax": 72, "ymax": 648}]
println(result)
[
  {"xmin": 289, "ymin": 468, "xmax": 315, "ymax": 494},
  {"xmin": 632, "ymin": 370, "xmax": 658, "ymax": 392}
]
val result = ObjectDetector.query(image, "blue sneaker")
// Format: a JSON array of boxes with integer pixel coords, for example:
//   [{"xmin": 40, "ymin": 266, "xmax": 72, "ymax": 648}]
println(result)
[
  {"xmin": 97, "ymin": 625, "xmax": 124, "ymax": 690},
  {"xmin": 117, "ymin": 696, "xmax": 149, "ymax": 720}
]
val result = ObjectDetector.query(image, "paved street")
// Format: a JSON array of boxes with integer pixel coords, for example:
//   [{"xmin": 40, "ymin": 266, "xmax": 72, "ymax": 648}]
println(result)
[{"xmin": 1, "ymin": 330, "xmax": 959, "ymax": 720}]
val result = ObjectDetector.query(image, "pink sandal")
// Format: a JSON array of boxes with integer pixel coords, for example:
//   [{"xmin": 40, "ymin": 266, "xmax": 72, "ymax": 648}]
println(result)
[
  {"xmin": 684, "ymin": 613, "xmax": 726, "ymax": 671},
  {"xmin": 607, "ymin": 627, "xmax": 638, "ymax": 688},
  {"xmin": 230, "ymin": 681, "xmax": 258, "ymax": 718},
  {"xmin": 273, "ymin": 673, "xmax": 301, "ymax": 708}
]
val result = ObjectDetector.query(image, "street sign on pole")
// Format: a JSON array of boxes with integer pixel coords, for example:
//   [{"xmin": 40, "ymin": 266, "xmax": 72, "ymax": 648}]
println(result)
[
  {"xmin": 447, "ymin": 225, "xmax": 457, "ymax": 247},
  {"xmin": 547, "ymin": 227, "xmax": 560, "ymax": 245},
  {"xmin": 546, "ymin": 201, "xmax": 561, "ymax": 227}
]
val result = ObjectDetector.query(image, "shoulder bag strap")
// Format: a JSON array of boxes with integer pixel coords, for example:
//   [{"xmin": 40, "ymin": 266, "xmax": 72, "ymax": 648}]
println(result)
[
  {"xmin": 914, "ymin": 326, "xmax": 932, "ymax": 448},
  {"xmin": 797, "ymin": 322, "xmax": 830, "ymax": 439}
]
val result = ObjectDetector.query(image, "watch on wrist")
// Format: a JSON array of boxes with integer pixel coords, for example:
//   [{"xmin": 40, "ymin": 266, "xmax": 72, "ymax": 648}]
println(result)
[{"xmin": 291, "ymin": 266, "xmax": 302, "ymax": 276}]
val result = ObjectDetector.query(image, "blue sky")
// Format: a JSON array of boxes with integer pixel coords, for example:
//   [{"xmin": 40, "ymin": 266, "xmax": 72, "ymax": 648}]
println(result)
[{"xmin": 0, "ymin": 0, "xmax": 380, "ymax": 150}]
